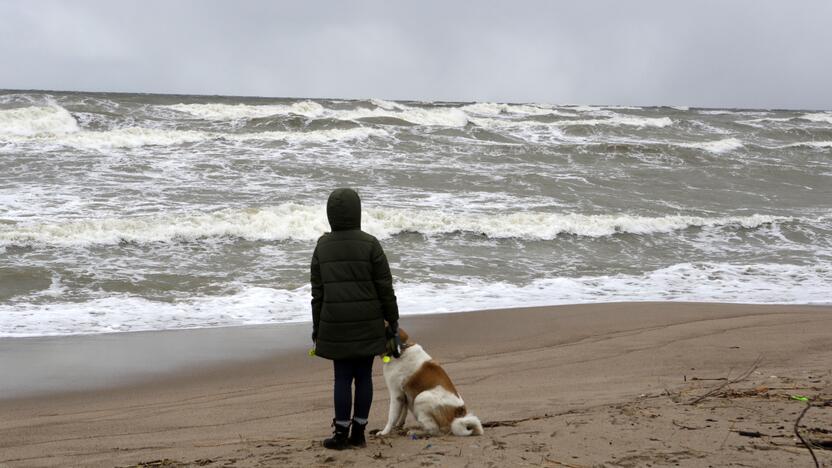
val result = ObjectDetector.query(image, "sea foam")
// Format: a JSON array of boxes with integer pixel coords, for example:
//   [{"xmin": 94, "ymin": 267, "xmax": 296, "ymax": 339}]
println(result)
[
  {"xmin": 58, "ymin": 127, "xmax": 210, "ymax": 149},
  {"xmin": 225, "ymin": 127, "xmax": 389, "ymax": 144},
  {"xmin": 1, "ymin": 261, "xmax": 827, "ymax": 337},
  {"xmin": 562, "ymin": 115, "xmax": 673, "ymax": 128},
  {"xmin": 781, "ymin": 141, "xmax": 832, "ymax": 149}
]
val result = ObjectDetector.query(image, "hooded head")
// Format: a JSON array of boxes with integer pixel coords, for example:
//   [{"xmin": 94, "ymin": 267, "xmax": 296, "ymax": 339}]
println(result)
[{"xmin": 327, "ymin": 188, "xmax": 361, "ymax": 231}]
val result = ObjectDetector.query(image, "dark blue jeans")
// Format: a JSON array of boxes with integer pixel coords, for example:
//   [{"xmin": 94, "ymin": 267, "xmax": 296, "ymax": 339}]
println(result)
[{"xmin": 333, "ymin": 356, "xmax": 374, "ymax": 424}]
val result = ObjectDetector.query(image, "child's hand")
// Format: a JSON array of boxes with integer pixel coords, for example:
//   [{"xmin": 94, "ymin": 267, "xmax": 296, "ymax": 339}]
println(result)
[{"xmin": 385, "ymin": 332, "xmax": 402, "ymax": 358}]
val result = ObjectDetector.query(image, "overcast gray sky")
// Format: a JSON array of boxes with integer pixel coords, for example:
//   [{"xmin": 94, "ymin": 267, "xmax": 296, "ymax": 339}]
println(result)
[{"xmin": 1, "ymin": 0, "xmax": 831, "ymax": 109}]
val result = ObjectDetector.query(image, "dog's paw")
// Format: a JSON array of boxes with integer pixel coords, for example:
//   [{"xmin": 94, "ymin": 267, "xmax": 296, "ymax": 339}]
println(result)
[
  {"xmin": 406, "ymin": 429, "xmax": 428, "ymax": 439},
  {"xmin": 374, "ymin": 429, "xmax": 391, "ymax": 437}
]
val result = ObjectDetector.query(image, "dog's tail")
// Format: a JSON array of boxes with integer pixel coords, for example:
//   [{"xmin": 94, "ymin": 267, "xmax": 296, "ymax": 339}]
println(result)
[{"xmin": 451, "ymin": 414, "xmax": 484, "ymax": 436}]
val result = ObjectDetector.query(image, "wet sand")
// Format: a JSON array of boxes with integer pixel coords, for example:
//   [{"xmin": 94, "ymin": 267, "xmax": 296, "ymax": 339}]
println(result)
[{"xmin": 1, "ymin": 302, "xmax": 830, "ymax": 467}]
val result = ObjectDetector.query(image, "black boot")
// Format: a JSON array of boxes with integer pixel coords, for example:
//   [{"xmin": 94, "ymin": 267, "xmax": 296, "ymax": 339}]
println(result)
[
  {"xmin": 349, "ymin": 420, "xmax": 367, "ymax": 447},
  {"xmin": 323, "ymin": 420, "xmax": 350, "ymax": 450}
]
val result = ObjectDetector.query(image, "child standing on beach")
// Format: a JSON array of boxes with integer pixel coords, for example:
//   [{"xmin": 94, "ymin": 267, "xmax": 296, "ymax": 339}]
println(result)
[{"xmin": 310, "ymin": 188, "xmax": 399, "ymax": 450}]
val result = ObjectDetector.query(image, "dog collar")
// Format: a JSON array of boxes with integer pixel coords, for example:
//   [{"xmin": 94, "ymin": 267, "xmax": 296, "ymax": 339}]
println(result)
[{"xmin": 382, "ymin": 342, "xmax": 412, "ymax": 362}]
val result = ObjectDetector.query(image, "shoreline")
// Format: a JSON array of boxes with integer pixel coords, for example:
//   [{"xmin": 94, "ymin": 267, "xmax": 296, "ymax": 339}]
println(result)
[
  {"xmin": 0, "ymin": 321, "xmax": 312, "ymax": 399},
  {"xmin": 1, "ymin": 301, "xmax": 830, "ymax": 467},
  {"xmin": 4, "ymin": 300, "xmax": 828, "ymax": 399}
]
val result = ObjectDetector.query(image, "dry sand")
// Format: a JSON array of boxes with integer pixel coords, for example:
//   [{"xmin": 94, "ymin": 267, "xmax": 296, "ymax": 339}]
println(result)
[{"xmin": 1, "ymin": 302, "xmax": 830, "ymax": 467}]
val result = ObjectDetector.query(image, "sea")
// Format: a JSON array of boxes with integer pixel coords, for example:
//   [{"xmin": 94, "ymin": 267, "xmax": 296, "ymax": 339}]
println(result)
[{"xmin": 0, "ymin": 90, "xmax": 830, "ymax": 337}]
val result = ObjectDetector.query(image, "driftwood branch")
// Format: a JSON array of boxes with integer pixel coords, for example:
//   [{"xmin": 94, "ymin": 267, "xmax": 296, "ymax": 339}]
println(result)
[
  {"xmin": 686, "ymin": 356, "xmax": 762, "ymax": 405},
  {"xmin": 542, "ymin": 456, "xmax": 586, "ymax": 468},
  {"xmin": 672, "ymin": 420, "xmax": 705, "ymax": 430},
  {"xmin": 794, "ymin": 403, "xmax": 820, "ymax": 468},
  {"xmin": 482, "ymin": 414, "xmax": 552, "ymax": 428}
]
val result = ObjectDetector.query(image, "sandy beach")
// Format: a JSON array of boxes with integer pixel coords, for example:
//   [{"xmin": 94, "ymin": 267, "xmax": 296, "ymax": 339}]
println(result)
[
  {"xmin": 1, "ymin": 302, "xmax": 830, "ymax": 467},
  {"xmin": 4, "ymin": 3, "xmax": 832, "ymax": 467}
]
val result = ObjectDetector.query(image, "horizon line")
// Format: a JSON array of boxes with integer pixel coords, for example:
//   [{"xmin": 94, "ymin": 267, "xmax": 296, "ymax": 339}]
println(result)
[{"xmin": 2, "ymin": 87, "xmax": 827, "ymax": 113}]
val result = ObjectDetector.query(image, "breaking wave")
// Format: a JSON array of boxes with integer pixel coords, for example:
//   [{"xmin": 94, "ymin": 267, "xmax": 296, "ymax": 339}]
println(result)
[
  {"xmin": 342, "ymin": 106, "xmax": 470, "ymax": 126},
  {"xmin": 163, "ymin": 100, "xmax": 672, "ymax": 129},
  {"xmin": 461, "ymin": 102, "xmax": 577, "ymax": 117},
  {"xmin": 166, "ymin": 100, "xmax": 470, "ymax": 127},
  {"xmin": 164, "ymin": 101, "xmax": 326, "ymax": 120},
  {"xmin": 0, "ymin": 105, "xmax": 80, "ymax": 137},
  {"xmin": 0, "ymin": 205, "xmax": 787, "ymax": 247},
  {"xmin": 472, "ymin": 114, "xmax": 673, "ymax": 130},
  {"xmin": 799, "ymin": 112, "xmax": 832, "ymax": 125},
  {"xmin": 739, "ymin": 112, "xmax": 832, "ymax": 126},
  {"xmin": 2, "ymin": 123, "xmax": 387, "ymax": 149},
  {"xmin": 0, "ymin": 103, "xmax": 674, "ymax": 150}
]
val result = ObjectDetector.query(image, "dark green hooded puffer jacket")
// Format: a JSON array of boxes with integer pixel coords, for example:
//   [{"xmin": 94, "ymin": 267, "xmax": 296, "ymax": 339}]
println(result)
[{"xmin": 311, "ymin": 188, "xmax": 399, "ymax": 360}]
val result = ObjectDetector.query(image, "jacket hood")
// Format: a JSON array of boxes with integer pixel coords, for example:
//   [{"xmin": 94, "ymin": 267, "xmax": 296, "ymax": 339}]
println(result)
[{"xmin": 327, "ymin": 188, "xmax": 361, "ymax": 231}]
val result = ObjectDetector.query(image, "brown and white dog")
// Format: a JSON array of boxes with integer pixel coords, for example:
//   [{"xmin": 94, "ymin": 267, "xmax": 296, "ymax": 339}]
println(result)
[{"xmin": 377, "ymin": 328, "xmax": 483, "ymax": 437}]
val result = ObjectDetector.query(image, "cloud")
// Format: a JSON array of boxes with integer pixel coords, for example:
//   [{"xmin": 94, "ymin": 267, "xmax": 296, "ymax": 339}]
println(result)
[{"xmin": 1, "ymin": 0, "xmax": 830, "ymax": 109}]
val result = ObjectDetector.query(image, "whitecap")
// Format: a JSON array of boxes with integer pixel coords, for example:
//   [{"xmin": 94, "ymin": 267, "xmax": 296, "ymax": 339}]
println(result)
[
  {"xmin": 341, "ymin": 106, "xmax": 470, "ymax": 127},
  {"xmin": 225, "ymin": 127, "xmax": 389, "ymax": 144},
  {"xmin": 774, "ymin": 141, "xmax": 832, "ymax": 149},
  {"xmin": 697, "ymin": 109, "xmax": 736, "ymax": 115},
  {"xmin": 799, "ymin": 112, "xmax": 832, "ymax": 124},
  {"xmin": 739, "ymin": 113, "xmax": 832, "ymax": 126},
  {"xmin": 677, "ymin": 138, "xmax": 744, "ymax": 153},
  {"xmin": 461, "ymin": 102, "xmax": 575, "ymax": 117},
  {"xmin": 369, "ymin": 98, "xmax": 406, "ymax": 110}
]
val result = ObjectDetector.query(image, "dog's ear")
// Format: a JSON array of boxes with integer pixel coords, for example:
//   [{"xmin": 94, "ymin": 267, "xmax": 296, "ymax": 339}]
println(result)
[{"xmin": 398, "ymin": 327, "xmax": 409, "ymax": 344}]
